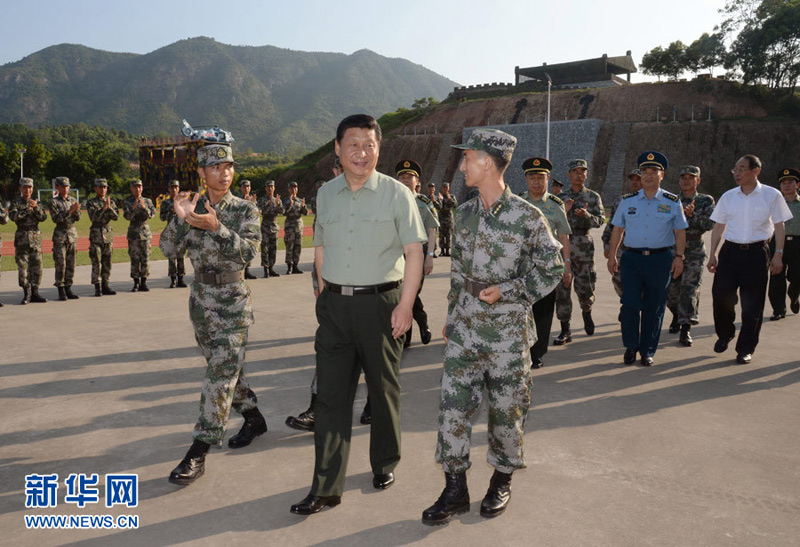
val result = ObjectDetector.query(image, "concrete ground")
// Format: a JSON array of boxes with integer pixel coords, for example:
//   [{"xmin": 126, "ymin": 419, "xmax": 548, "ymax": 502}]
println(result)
[{"xmin": 1, "ymin": 240, "xmax": 799, "ymax": 547}]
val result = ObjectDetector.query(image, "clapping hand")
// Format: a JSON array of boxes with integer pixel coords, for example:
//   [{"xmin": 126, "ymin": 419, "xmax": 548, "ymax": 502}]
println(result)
[{"xmin": 174, "ymin": 192, "xmax": 220, "ymax": 232}]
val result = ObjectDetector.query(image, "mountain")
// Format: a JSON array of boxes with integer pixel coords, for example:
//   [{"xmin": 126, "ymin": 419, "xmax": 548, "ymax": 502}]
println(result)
[{"xmin": 0, "ymin": 37, "xmax": 459, "ymax": 153}]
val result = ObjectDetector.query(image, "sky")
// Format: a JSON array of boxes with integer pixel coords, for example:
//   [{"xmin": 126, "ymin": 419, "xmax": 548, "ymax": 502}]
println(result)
[{"xmin": 1, "ymin": 0, "xmax": 728, "ymax": 87}]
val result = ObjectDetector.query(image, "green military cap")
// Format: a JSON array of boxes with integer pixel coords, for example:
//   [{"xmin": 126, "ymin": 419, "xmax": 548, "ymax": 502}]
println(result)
[
  {"xmin": 240, "ymin": 179, "xmax": 251, "ymax": 187},
  {"xmin": 451, "ymin": 128, "xmax": 517, "ymax": 162},
  {"xmin": 19, "ymin": 177, "xmax": 34, "ymax": 187},
  {"xmin": 197, "ymin": 144, "xmax": 234, "ymax": 167},
  {"xmin": 54, "ymin": 176, "xmax": 70, "ymax": 187},
  {"xmin": 568, "ymin": 159, "xmax": 588, "ymax": 170},
  {"xmin": 442, "ymin": 181, "xmax": 450, "ymax": 187},
  {"xmin": 168, "ymin": 179, "xmax": 180, "ymax": 187},
  {"xmin": 396, "ymin": 159, "xmax": 422, "ymax": 178},
  {"xmin": 130, "ymin": 179, "xmax": 143, "ymax": 187},
  {"xmin": 265, "ymin": 180, "xmax": 275, "ymax": 187},
  {"xmin": 680, "ymin": 165, "xmax": 701, "ymax": 176},
  {"xmin": 778, "ymin": 167, "xmax": 800, "ymax": 182},
  {"xmin": 522, "ymin": 157, "xmax": 553, "ymax": 174},
  {"xmin": 94, "ymin": 178, "xmax": 108, "ymax": 187},
  {"xmin": 628, "ymin": 169, "xmax": 641, "ymax": 178},
  {"xmin": 288, "ymin": 181, "xmax": 298, "ymax": 187},
  {"xmin": 427, "ymin": 182, "xmax": 436, "ymax": 187}
]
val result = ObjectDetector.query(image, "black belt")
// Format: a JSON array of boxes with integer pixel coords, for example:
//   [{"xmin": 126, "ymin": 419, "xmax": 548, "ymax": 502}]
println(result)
[
  {"xmin": 724, "ymin": 240, "xmax": 767, "ymax": 250},
  {"xmin": 326, "ymin": 280, "xmax": 400, "ymax": 295},
  {"xmin": 194, "ymin": 270, "xmax": 245, "ymax": 285},
  {"xmin": 624, "ymin": 247, "xmax": 671, "ymax": 256},
  {"xmin": 464, "ymin": 279, "xmax": 491, "ymax": 297},
  {"xmin": 686, "ymin": 234, "xmax": 703, "ymax": 241}
]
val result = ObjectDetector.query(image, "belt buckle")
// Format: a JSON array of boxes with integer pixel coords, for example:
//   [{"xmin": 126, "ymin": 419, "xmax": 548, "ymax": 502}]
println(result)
[
  {"xmin": 642, "ymin": 250, "xmax": 651, "ymax": 256},
  {"xmin": 342, "ymin": 285, "xmax": 354, "ymax": 296}
]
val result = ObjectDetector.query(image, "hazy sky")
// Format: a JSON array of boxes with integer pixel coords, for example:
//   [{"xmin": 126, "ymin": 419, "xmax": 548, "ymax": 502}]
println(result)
[{"xmin": 2, "ymin": 0, "xmax": 727, "ymax": 86}]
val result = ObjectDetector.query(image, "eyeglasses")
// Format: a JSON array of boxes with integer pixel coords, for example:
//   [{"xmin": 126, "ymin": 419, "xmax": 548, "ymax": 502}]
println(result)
[{"xmin": 731, "ymin": 167, "xmax": 752, "ymax": 174}]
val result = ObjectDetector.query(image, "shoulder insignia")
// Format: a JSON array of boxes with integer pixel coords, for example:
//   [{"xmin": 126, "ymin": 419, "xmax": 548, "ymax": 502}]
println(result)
[
  {"xmin": 621, "ymin": 192, "xmax": 638, "ymax": 199},
  {"xmin": 663, "ymin": 191, "xmax": 679, "ymax": 202},
  {"xmin": 417, "ymin": 194, "xmax": 431, "ymax": 204},
  {"xmin": 547, "ymin": 194, "xmax": 564, "ymax": 205}
]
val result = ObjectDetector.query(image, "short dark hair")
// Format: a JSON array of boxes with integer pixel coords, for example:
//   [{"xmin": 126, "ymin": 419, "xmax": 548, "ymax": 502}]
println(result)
[
  {"xmin": 336, "ymin": 114, "xmax": 382, "ymax": 143},
  {"xmin": 486, "ymin": 152, "xmax": 510, "ymax": 173},
  {"xmin": 741, "ymin": 154, "xmax": 762, "ymax": 170}
]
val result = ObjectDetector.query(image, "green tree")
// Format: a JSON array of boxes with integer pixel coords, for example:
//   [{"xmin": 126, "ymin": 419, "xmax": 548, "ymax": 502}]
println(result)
[
  {"xmin": 641, "ymin": 42, "xmax": 687, "ymax": 81},
  {"xmin": 686, "ymin": 33, "xmax": 726, "ymax": 75}
]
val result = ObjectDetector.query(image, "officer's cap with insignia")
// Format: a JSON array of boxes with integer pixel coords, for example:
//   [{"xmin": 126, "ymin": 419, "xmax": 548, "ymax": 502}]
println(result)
[
  {"xmin": 451, "ymin": 128, "xmax": 516, "ymax": 162},
  {"xmin": 551, "ymin": 178, "xmax": 564, "ymax": 189},
  {"xmin": 395, "ymin": 160, "xmax": 422, "ymax": 179},
  {"xmin": 680, "ymin": 165, "xmax": 701, "ymax": 177},
  {"xmin": 240, "ymin": 179, "xmax": 251, "ymax": 187},
  {"xmin": 197, "ymin": 144, "xmax": 234, "ymax": 167},
  {"xmin": 288, "ymin": 181, "xmax": 298, "ymax": 187},
  {"xmin": 130, "ymin": 179, "xmax": 143, "ymax": 187},
  {"xmin": 19, "ymin": 177, "xmax": 34, "ymax": 187},
  {"xmin": 168, "ymin": 179, "xmax": 180, "ymax": 187},
  {"xmin": 568, "ymin": 159, "xmax": 588, "ymax": 171},
  {"xmin": 637, "ymin": 151, "xmax": 669, "ymax": 171},
  {"xmin": 628, "ymin": 169, "xmax": 641, "ymax": 179},
  {"xmin": 265, "ymin": 180, "xmax": 275, "ymax": 187},
  {"xmin": 778, "ymin": 168, "xmax": 800, "ymax": 183},
  {"xmin": 522, "ymin": 156, "xmax": 553, "ymax": 174},
  {"xmin": 94, "ymin": 178, "xmax": 108, "ymax": 187},
  {"xmin": 55, "ymin": 176, "xmax": 70, "ymax": 187}
]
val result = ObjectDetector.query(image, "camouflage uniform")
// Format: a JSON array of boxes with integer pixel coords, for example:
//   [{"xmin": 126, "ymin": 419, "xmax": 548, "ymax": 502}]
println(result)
[
  {"xmin": 160, "ymin": 197, "xmax": 186, "ymax": 278},
  {"xmin": 437, "ymin": 186, "xmax": 564, "ymax": 474},
  {"xmin": 257, "ymin": 195, "xmax": 284, "ymax": 270},
  {"xmin": 409, "ymin": 192, "xmax": 440, "ymax": 342},
  {"xmin": 49, "ymin": 192, "xmax": 81, "ymax": 288},
  {"xmin": 123, "ymin": 195, "xmax": 156, "ymax": 279},
  {"xmin": 283, "ymin": 196, "xmax": 307, "ymax": 268},
  {"xmin": 602, "ymin": 195, "xmax": 624, "ymax": 297},
  {"xmin": 160, "ymin": 191, "xmax": 262, "ymax": 445},
  {"xmin": 86, "ymin": 196, "xmax": 119, "ymax": 284},
  {"xmin": 0, "ymin": 205, "xmax": 7, "ymax": 286},
  {"xmin": 555, "ymin": 186, "xmax": 605, "ymax": 321},
  {"xmin": 438, "ymin": 193, "xmax": 458, "ymax": 256},
  {"xmin": 666, "ymin": 191, "xmax": 715, "ymax": 325},
  {"xmin": 9, "ymin": 195, "xmax": 47, "ymax": 288}
]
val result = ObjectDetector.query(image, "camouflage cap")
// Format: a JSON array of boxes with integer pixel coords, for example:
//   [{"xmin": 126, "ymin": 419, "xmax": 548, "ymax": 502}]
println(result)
[
  {"xmin": 451, "ymin": 128, "xmax": 517, "ymax": 162},
  {"xmin": 54, "ymin": 176, "xmax": 70, "ymax": 187},
  {"xmin": 680, "ymin": 165, "xmax": 701, "ymax": 176},
  {"xmin": 94, "ymin": 178, "xmax": 108, "ymax": 187},
  {"xmin": 522, "ymin": 156, "xmax": 553, "ymax": 174},
  {"xmin": 19, "ymin": 177, "xmax": 34, "ymax": 187},
  {"xmin": 168, "ymin": 179, "xmax": 180, "ymax": 187},
  {"xmin": 427, "ymin": 182, "xmax": 436, "ymax": 187},
  {"xmin": 395, "ymin": 159, "xmax": 421, "ymax": 178},
  {"xmin": 197, "ymin": 144, "xmax": 234, "ymax": 167},
  {"xmin": 240, "ymin": 179, "xmax": 251, "ymax": 187},
  {"xmin": 442, "ymin": 181, "xmax": 450, "ymax": 187},
  {"xmin": 568, "ymin": 159, "xmax": 588, "ymax": 170},
  {"xmin": 638, "ymin": 151, "xmax": 668, "ymax": 171},
  {"xmin": 628, "ymin": 169, "xmax": 641, "ymax": 178},
  {"xmin": 265, "ymin": 180, "xmax": 275, "ymax": 187},
  {"xmin": 288, "ymin": 181, "xmax": 298, "ymax": 187},
  {"xmin": 130, "ymin": 179, "xmax": 143, "ymax": 187},
  {"xmin": 778, "ymin": 167, "xmax": 800, "ymax": 183}
]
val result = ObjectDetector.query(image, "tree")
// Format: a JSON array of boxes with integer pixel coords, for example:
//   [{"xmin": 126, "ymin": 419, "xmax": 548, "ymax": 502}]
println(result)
[
  {"xmin": 641, "ymin": 46, "xmax": 669, "ymax": 80},
  {"xmin": 641, "ymin": 41, "xmax": 688, "ymax": 81},
  {"xmin": 686, "ymin": 33, "xmax": 727, "ymax": 75}
]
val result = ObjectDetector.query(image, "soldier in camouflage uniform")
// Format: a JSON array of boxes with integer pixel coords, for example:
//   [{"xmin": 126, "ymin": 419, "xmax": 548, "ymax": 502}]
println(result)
[
  {"xmin": 163, "ymin": 144, "xmax": 267, "ymax": 486},
  {"xmin": 237, "ymin": 179, "xmax": 258, "ymax": 279},
  {"xmin": 86, "ymin": 178, "xmax": 119, "ymax": 296},
  {"xmin": 553, "ymin": 159, "xmax": 605, "ymax": 345},
  {"xmin": 423, "ymin": 129, "xmax": 564, "ymax": 526},
  {"xmin": 602, "ymin": 169, "xmax": 642, "ymax": 298},
  {"xmin": 283, "ymin": 181, "xmax": 308, "ymax": 274},
  {"xmin": 123, "ymin": 180, "xmax": 156, "ymax": 292},
  {"xmin": 257, "ymin": 180, "xmax": 285, "ymax": 278},
  {"xmin": 0, "ymin": 200, "xmax": 7, "ymax": 307},
  {"xmin": 438, "ymin": 182, "xmax": 458, "ymax": 256},
  {"xmin": 550, "ymin": 179, "xmax": 565, "ymax": 198},
  {"xmin": 9, "ymin": 178, "xmax": 48, "ymax": 304},
  {"xmin": 666, "ymin": 165, "xmax": 715, "ymax": 346},
  {"xmin": 159, "ymin": 180, "xmax": 187, "ymax": 288},
  {"xmin": 48, "ymin": 176, "xmax": 82, "ymax": 300}
]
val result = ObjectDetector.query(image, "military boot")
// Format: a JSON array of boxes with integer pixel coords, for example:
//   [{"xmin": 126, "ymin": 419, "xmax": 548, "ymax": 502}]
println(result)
[
  {"xmin": 244, "ymin": 268, "xmax": 257, "ymax": 280},
  {"xmin": 286, "ymin": 394, "xmax": 316, "ymax": 431},
  {"xmin": 138, "ymin": 278, "xmax": 150, "ymax": 292},
  {"xmin": 30, "ymin": 286, "xmax": 47, "ymax": 303},
  {"xmin": 582, "ymin": 311, "xmax": 595, "ymax": 335},
  {"xmin": 668, "ymin": 315, "xmax": 679, "ymax": 334},
  {"xmin": 131, "ymin": 278, "xmax": 139, "ymax": 292},
  {"xmin": 65, "ymin": 286, "xmax": 79, "ymax": 300},
  {"xmin": 269, "ymin": 268, "xmax": 280, "ymax": 277},
  {"xmin": 480, "ymin": 470, "xmax": 512, "ymax": 518},
  {"xmin": 679, "ymin": 324, "xmax": 693, "ymax": 347},
  {"xmin": 292, "ymin": 263, "xmax": 303, "ymax": 274},
  {"xmin": 422, "ymin": 472, "xmax": 470, "ymax": 526},
  {"xmin": 102, "ymin": 282, "xmax": 117, "ymax": 295},
  {"xmin": 168, "ymin": 440, "xmax": 210, "ymax": 486},
  {"xmin": 95, "ymin": 283, "xmax": 102, "ymax": 297},
  {"xmin": 228, "ymin": 408, "xmax": 268, "ymax": 449},
  {"xmin": 553, "ymin": 321, "xmax": 572, "ymax": 345},
  {"xmin": 176, "ymin": 276, "xmax": 187, "ymax": 288},
  {"xmin": 58, "ymin": 287, "xmax": 68, "ymax": 301},
  {"xmin": 169, "ymin": 276, "xmax": 176, "ymax": 288},
  {"xmin": 264, "ymin": 267, "xmax": 270, "ymax": 278},
  {"xmin": 20, "ymin": 287, "xmax": 30, "ymax": 305}
]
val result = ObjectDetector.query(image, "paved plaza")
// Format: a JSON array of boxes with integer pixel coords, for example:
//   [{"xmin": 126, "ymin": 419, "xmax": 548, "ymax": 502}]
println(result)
[{"xmin": 1, "ymin": 240, "xmax": 799, "ymax": 546}]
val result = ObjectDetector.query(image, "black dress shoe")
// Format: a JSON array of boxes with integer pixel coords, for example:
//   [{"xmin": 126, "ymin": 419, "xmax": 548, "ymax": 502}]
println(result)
[
  {"xmin": 736, "ymin": 353, "xmax": 752, "ymax": 364},
  {"xmin": 714, "ymin": 336, "xmax": 735, "ymax": 354},
  {"xmin": 531, "ymin": 356, "xmax": 543, "ymax": 369},
  {"xmin": 420, "ymin": 327, "xmax": 432, "ymax": 345},
  {"xmin": 791, "ymin": 300, "xmax": 800, "ymax": 314},
  {"xmin": 290, "ymin": 494, "xmax": 341, "ymax": 515},
  {"xmin": 228, "ymin": 408, "xmax": 267, "ymax": 449},
  {"xmin": 582, "ymin": 311, "xmax": 595, "ymax": 336},
  {"xmin": 770, "ymin": 313, "xmax": 786, "ymax": 321},
  {"xmin": 640, "ymin": 356, "xmax": 654, "ymax": 367},
  {"xmin": 286, "ymin": 396, "xmax": 315, "ymax": 431},
  {"xmin": 373, "ymin": 472, "xmax": 394, "ymax": 490},
  {"xmin": 624, "ymin": 348, "xmax": 637, "ymax": 365}
]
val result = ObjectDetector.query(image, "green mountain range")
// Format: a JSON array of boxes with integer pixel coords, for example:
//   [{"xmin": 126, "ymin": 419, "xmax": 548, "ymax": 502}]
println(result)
[{"xmin": 0, "ymin": 37, "xmax": 459, "ymax": 153}]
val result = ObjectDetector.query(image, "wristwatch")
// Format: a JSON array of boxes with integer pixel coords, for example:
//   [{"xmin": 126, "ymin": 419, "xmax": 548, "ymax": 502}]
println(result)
[
  {"xmin": 675, "ymin": 254, "xmax": 685, "ymax": 260},
  {"xmin": 427, "ymin": 251, "xmax": 436, "ymax": 257}
]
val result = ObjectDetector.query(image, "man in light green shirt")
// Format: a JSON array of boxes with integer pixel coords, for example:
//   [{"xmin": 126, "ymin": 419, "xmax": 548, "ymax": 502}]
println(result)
[{"xmin": 290, "ymin": 114, "xmax": 426, "ymax": 516}]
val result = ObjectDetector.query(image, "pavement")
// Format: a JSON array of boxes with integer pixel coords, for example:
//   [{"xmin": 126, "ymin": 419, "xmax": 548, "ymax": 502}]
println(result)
[{"xmin": 1, "ymin": 239, "xmax": 799, "ymax": 547}]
